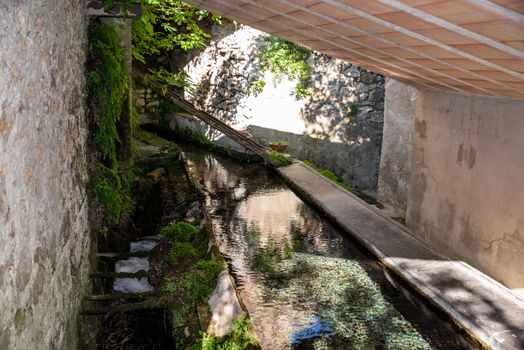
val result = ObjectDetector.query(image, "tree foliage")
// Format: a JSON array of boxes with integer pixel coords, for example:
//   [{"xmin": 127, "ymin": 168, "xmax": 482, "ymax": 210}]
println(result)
[
  {"xmin": 258, "ymin": 37, "xmax": 313, "ymax": 99},
  {"xmin": 132, "ymin": 0, "xmax": 221, "ymax": 64}
]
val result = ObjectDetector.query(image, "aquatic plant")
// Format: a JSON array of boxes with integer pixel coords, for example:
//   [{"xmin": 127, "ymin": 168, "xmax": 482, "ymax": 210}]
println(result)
[
  {"xmin": 169, "ymin": 241, "xmax": 198, "ymax": 262},
  {"xmin": 159, "ymin": 221, "xmax": 200, "ymax": 241}
]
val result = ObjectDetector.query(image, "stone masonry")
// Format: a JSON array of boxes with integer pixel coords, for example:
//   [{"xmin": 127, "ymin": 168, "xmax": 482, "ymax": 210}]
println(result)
[
  {"xmin": 181, "ymin": 22, "xmax": 385, "ymax": 192},
  {"xmin": 0, "ymin": 1, "xmax": 91, "ymax": 349}
]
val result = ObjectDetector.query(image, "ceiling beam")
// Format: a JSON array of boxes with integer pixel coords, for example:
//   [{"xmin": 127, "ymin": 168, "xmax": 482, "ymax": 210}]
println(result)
[
  {"xmin": 197, "ymin": 0, "xmax": 471, "ymax": 94},
  {"xmin": 377, "ymin": 0, "xmax": 524, "ymax": 59},
  {"xmin": 267, "ymin": 0, "xmax": 502, "ymax": 95},
  {"xmin": 322, "ymin": 0, "xmax": 524, "ymax": 82},
  {"xmin": 465, "ymin": 0, "xmax": 524, "ymax": 23}
]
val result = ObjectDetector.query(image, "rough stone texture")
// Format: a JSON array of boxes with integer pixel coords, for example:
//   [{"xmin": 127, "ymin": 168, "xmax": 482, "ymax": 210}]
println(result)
[
  {"xmin": 378, "ymin": 78, "xmax": 417, "ymax": 214},
  {"xmin": 179, "ymin": 22, "xmax": 384, "ymax": 192},
  {"xmin": 407, "ymin": 89, "xmax": 524, "ymax": 289},
  {"xmin": 0, "ymin": 1, "xmax": 91, "ymax": 349}
]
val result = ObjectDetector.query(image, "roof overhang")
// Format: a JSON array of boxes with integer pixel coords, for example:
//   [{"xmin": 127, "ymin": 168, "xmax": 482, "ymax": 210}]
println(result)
[{"xmin": 185, "ymin": 0, "xmax": 524, "ymax": 99}]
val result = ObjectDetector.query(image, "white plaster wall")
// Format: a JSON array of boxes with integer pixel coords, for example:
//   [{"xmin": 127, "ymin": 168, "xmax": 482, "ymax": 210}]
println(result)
[
  {"xmin": 407, "ymin": 88, "xmax": 524, "ymax": 290},
  {"xmin": 378, "ymin": 78, "xmax": 417, "ymax": 214}
]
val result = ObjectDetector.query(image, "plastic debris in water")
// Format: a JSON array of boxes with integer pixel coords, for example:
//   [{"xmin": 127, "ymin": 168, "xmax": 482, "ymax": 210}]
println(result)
[{"xmin": 290, "ymin": 315, "xmax": 335, "ymax": 345}]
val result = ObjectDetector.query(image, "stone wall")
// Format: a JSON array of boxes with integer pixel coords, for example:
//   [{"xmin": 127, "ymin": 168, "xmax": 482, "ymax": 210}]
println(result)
[
  {"xmin": 377, "ymin": 78, "xmax": 417, "ymax": 214},
  {"xmin": 0, "ymin": 1, "xmax": 91, "ymax": 349},
  {"xmin": 407, "ymin": 89, "xmax": 524, "ymax": 289},
  {"xmin": 181, "ymin": 22, "xmax": 384, "ymax": 192}
]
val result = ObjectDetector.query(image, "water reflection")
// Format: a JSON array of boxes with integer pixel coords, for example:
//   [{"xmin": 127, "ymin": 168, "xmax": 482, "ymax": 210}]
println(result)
[{"xmin": 183, "ymin": 148, "xmax": 468, "ymax": 350}]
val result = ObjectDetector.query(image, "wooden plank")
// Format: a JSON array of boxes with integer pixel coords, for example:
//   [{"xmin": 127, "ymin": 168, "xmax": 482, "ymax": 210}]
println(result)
[
  {"xmin": 90, "ymin": 271, "xmax": 149, "ymax": 279},
  {"xmin": 84, "ymin": 291, "xmax": 159, "ymax": 301},
  {"xmin": 81, "ymin": 297, "xmax": 173, "ymax": 315},
  {"xmin": 97, "ymin": 251, "xmax": 150, "ymax": 259}
]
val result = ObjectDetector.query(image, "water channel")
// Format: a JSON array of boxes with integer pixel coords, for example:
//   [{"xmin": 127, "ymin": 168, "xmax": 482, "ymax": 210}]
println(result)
[{"xmin": 183, "ymin": 145, "xmax": 477, "ymax": 350}]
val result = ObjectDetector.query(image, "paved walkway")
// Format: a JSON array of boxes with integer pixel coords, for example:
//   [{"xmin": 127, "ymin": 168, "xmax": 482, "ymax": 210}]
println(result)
[{"xmin": 277, "ymin": 162, "xmax": 524, "ymax": 350}]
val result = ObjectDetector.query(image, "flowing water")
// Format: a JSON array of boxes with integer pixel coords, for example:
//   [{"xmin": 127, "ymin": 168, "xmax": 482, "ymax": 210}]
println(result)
[
  {"xmin": 183, "ymin": 146, "xmax": 476, "ymax": 350},
  {"xmin": 113, "ymin": 237, "xmax": 158, "ymax": 294}
]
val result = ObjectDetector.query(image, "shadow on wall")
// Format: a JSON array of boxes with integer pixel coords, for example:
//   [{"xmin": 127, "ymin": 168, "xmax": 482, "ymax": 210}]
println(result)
[
  {"xmin": 181, "ymin": 22, "xmax": 385, "ymax": 192},
  {"xmin": 186, "ymin": 22, "xmax": 267, "ymax": 126},
  {"xmin": 247, "ymin": 125, "xmax": 378, "ymax": 192}
]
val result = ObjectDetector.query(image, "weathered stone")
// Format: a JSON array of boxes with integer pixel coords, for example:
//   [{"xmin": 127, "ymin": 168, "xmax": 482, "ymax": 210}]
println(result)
[
  {"xmin": 0, "ymin": 1, "xmax": 91, "ymax": 348},
  {"xmin": 156, "ymin": 22, "xmax": 386, "ymax": 192},
  {"xmin": 207, "ymin": 271, "xmax": 245, "ymax": 337}
]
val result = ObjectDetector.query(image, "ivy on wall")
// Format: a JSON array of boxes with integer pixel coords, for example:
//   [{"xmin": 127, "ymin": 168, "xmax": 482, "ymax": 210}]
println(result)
[
  {"xmin": 254, "ymin": 37, "xmax": 313, "ymax": 99},
  {"xmin": 87, "ymin": 22, "xmax": 134, "ymax": 224}
]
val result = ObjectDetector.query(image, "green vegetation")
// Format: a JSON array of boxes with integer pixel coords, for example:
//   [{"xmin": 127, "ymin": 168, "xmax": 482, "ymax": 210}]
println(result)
[
  {"xmin": 258, "ymin": 37, "xmax": 313, "ymax": 99},
  {"xmin": 132, "ymin": 0, "xmax": 221, "ymax": 91},
  {"xmin": 164, "ymin": 259, "xmax": 223, "ymax": 326},
  {"xmin": 159, "ymin": 221, "xmax": 200, "ymax": 241},
  {"xmin": 268, "ymin": 151, "xmax": 293, "ymax": 167},
  {"xmin": 183, "ymin": 129, "xmax": 212, "ymax": 146},
  {"xmin": 248, "ymin": 79, "xmax": 266, "ymax": 95},
  {"xmin": 169, "ymin": 241, "xmax": 198, "ymax": 262},
  {"xmin": 87, "ymin": 22, "xmax": 134, "ymax": 224},
  {"xmin": 303, "ymin": 160, "xmax": 353, "ymax": 192},
  {"xmin": 197, "ymin": 315, "xmax": 260, "ymax": 350},
  {"xmin": 348, "ymin": 102, "xmax": 359, "ymax": 118}
]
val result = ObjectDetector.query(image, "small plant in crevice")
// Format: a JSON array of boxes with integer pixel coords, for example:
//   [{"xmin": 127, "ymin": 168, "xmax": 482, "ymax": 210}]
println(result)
[
  {"xmin": 87, "ymin": 21, "xmax": 134, "ymax": 224},
  {"xmin": 268, "ymin": 151, "xmax": 293, "ymax": 167},
  {"xmin": 248, "ymin": 79, "xmax": 266, "ymax": 95},
  {"xmin": 348, "ymin": 103, "xmax": 359, "ymax": 118}
]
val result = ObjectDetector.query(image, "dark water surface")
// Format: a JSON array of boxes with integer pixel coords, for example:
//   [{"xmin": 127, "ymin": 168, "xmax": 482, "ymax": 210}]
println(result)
[{"xmin": 183, "ymin": 147, "xmax": 477, "ymax": 350}]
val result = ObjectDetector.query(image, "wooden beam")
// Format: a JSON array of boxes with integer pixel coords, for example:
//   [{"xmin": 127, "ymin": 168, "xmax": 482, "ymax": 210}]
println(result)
[
  {"xmin": 97, "ymin": 251, "xmax": 150, "ymax": 259},
  {"xmin": 465, "ymin": 0, "xmax": 524, "ymax": 24},
  {"xmin": 90, "ymin": 270, "xmax": 149, "ymax": 279},
  {"xmin": 376, "ymin": 0, "xmax": 524, "ymax": 59},
  {"xmin": 321, "ymin": 0, "xmax": 524, "ymax": 81},
  {"xmin": 84, "ymin": 291, "xmax": 159, "ymax": 302},
  {"xmin": 81, "ymin": 297, "xmax": 173, "ymax": 315},
  {"xmin": 279, "ymin": 0, "xmax": 523, "ymax": 94},
  {"xmin": 197, "ymin": 0, "xmax": 470, "ymax": 94},
  {"xmin": 267, "ymin": 0, "xmax": 498, "ymax": 95}
]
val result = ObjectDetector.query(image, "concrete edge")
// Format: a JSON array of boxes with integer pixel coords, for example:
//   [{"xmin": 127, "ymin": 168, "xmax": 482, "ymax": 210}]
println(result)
[
  {"xmin": 274, "ymin": 163, "xmax": 520, "ymax": 350},
  {"xmin": 290, "ymin": 161, "xmax": 524, "ymax": 307}
]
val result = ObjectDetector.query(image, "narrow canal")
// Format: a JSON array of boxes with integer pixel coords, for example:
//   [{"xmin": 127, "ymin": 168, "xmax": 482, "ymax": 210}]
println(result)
[{"xmin": 183, "ymin": 145, "xmax": 477, "ymax": 350}]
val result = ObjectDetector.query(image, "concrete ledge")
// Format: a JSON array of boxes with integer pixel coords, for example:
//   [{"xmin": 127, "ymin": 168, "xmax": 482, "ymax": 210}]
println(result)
[{"xmin": 276, "ymin": 162, "xmax": 524, "ymax": 350}]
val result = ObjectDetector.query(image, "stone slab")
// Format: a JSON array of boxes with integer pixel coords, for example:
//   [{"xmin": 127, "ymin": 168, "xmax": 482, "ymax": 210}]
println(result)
[{"xmin": 277, "ymin": 162, "xmax": 524, "ymax": 350}]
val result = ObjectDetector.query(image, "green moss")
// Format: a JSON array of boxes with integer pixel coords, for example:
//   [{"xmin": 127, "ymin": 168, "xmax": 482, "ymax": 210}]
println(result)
[
  {"xmin": 303, "ymin": 160, "xmax": 353, "ymax": 192},
  {"xmin": 268, "ymin": 151, "xmax": 292, "ymax": 167},
  {"xmin": 169, "ymin": 242, "xmax": 198, "ymax": 262},
  {"xmin": 348, "ymin": 103, "xmax": 359, "ymax": 118},
  {"xmin": 159, "ymin": 221, "xmax": 200, "ymax": 241},
  {"xmin": 87, "ymin": 22, "xmax": 133, "ymax": 224}
]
